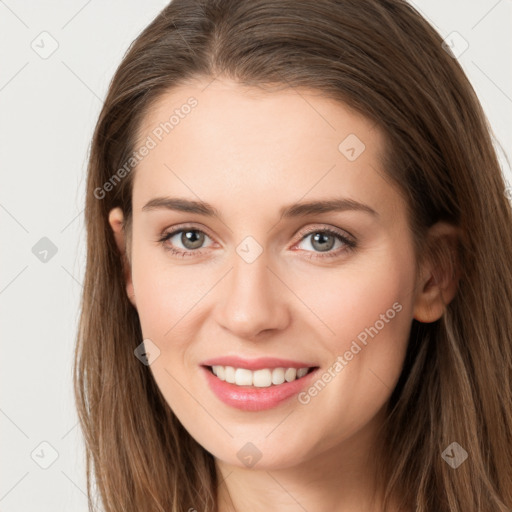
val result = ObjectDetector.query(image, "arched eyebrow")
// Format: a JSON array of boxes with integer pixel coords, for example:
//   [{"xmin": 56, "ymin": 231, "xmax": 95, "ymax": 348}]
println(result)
[
  {"xmin": 142, "ymin": 196, "xmax": 379, "ymax": 219},
  {"xmin": 279, "ymin": 198, "xmax": 378, "ymax": 218}
]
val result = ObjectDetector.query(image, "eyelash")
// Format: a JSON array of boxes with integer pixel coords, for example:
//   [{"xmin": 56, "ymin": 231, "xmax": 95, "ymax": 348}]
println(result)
[{"xmin": 157, "ymin": 224, "xmax": 357, "ymax": 260}]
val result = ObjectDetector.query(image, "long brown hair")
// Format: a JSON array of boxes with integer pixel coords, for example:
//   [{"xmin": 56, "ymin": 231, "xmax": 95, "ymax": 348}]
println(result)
[{"xmin": 74, "ymin": 1, "xmax": 512, "ymax": 510}]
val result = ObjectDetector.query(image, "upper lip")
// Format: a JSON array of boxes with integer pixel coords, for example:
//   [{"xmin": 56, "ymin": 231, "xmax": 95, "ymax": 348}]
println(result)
[{"xmin": 200, "ymin": 356, "xmax": 318, "ymax": 371}]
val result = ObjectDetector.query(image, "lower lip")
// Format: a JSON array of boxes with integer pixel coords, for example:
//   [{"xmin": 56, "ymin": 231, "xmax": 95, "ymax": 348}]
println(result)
[{"xmin": 201, "ymin": 366, "xmax": 319, "ymax": 411}]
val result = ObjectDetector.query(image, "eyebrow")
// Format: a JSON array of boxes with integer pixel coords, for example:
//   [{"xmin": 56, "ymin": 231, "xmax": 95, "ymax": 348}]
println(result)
[{"xmin": 141, "ymin": 196, "xmax": 378, "ymax": 219}]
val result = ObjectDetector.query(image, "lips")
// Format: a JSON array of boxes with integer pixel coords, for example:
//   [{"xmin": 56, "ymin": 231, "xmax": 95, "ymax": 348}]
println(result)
[
  {"xmin": 200, "ymin": 355, "xmax": 317, "ymax": 371},
  {"xmin": 200, "ymin": 355, "xmax": 319, "ymax": 411}
]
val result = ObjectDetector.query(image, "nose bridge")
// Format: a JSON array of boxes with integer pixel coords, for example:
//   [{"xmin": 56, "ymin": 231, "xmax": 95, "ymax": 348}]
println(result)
[{"xmin": 214, "ymin": 241, "xmax": 289, "ymax": 338}]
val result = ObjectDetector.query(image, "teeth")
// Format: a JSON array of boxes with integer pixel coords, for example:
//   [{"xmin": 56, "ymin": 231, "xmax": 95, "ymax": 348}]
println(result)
[
  {"xmin": 284, "ymin": 368, "xmax": 296, "ymax": 382},
  {"xmin": 297, "ymin": 367, "xmax": 308, "ymax": 378},
  {"xmin": 225, "ymin": 366, "xmax": 236, "ymax": 383},
  {"xmin": 272, "ymin": 368, "xmax": 285, "ymax": 385},
  {"xmin": 253, "ymin": 369, "xmax": 272, "ymax": 387},
  {"xmin": 235, "ymin": 368, "xmax": 253, "ymax": 386},
  {"xmin": 210, "ymin": 365, "xmax": 312, "ymax": 387}
]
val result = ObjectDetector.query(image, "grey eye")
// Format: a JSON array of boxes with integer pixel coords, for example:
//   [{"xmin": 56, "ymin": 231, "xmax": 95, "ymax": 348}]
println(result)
[
  {"xmin": 308, "ymin": 232, "xmax": 337, "ymax": 252},
  {"xmin": 180, "ymin": 230, "xmax": 205, "ymax": 249}
]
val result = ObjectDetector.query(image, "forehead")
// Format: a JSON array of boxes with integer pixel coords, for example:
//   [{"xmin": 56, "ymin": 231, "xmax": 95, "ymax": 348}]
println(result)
[{"xmin": 131, "ymin": 77, "xmax": 400, "ymax": 220}]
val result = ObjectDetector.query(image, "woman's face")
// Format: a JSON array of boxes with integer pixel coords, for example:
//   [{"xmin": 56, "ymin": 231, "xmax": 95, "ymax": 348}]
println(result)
[{"xmin": 113, "ymin": 77, "xmax": 426, "ymax": 470}]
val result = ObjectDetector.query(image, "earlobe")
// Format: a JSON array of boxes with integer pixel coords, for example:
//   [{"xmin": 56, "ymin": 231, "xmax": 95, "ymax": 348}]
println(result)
[
  {"xmin": 412, "ymin": 222, "xmax": 461, "ymax": 323},
  {"xmin": 108, "ymin": 207, "xmax": 136, "ymax": 308}
]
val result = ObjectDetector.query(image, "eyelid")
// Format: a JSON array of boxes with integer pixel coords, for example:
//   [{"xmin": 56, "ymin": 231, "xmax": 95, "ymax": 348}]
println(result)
[
  {"xmin": 293, "ymin": 223, "xmax": 356, "ymax": 245},
  {"xmin": 160, "ymin": 222, "xmax": 216, "ymax": 240}
]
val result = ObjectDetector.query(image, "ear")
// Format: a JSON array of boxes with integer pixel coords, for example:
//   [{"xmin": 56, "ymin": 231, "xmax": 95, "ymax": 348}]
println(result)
[
  {"xmin": 412, "ymin": 221, "xmax": 461, "ymax": 323},
  {"xmin": 108, "ymin": 207, "xmax": 136, "ymax": 308}
]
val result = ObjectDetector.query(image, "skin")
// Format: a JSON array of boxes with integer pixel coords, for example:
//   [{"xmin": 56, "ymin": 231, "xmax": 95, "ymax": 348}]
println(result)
[{"xmin": 108, "ymin": 77, "xmax": 459, "ymax": 511}]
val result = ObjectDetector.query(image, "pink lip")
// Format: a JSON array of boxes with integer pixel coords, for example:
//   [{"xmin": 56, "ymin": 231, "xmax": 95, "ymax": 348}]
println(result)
[
  {"xmin": 200, "ymin": 365, "xmax": 319, "ymax": 412},
  {"xmin": 200, "ymin": 355, "xmax": 316, "ymax": 371}
]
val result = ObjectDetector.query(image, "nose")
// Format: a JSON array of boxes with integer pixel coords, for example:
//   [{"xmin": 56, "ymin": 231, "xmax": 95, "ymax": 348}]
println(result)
[{"xmin": 214, "ymin": 250, "xmax": 291, "ymax": 340}]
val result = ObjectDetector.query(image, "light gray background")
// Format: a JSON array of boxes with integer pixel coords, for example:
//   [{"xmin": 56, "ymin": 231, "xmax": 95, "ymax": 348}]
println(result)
[{"xmin": 1, "ymin": 1, "xmax": 511, "ymax": 510}]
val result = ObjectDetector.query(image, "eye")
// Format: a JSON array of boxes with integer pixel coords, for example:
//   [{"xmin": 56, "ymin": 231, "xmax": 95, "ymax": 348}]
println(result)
[
  {"xmin": 294, "ymin": 226, "xmax": 356, "ymax": 259},
  {"xmin": 158, "ymin": 224, "xmax": 357, "ymax": 259},
  {"xmin": 158, "ymin": 226, "xmax": 214, "ymax": 257}
]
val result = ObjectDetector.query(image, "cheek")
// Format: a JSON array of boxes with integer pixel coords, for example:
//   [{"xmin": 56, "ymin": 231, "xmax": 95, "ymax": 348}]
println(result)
[
  {"xmin": 292, "ymin": 245, "xmax": 415, "ymax": 348},
  {"xmin": 282, "ymin": 252, "xmax": 415, "ymax": 448},
  {"xmin": 130, "ymin": 242, "xmax": 210, "ymax": 340},
  {"xmin": 298, "ymin": 245, "xmax": 416, "ymax": 399}
]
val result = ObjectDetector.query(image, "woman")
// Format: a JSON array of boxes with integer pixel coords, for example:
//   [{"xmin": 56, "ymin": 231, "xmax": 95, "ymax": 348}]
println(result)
[{"xmin": 74, "ymin": 1, "xmax": 512, "ymax": 510}]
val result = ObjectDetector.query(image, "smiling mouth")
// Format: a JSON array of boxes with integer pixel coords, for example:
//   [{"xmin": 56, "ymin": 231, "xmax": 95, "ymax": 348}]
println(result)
[{"xmin": 206, "ymin": 365, "xmax": 318, "ymax": 388}]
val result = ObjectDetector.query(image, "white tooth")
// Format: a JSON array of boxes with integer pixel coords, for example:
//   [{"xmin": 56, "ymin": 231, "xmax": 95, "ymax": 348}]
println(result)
[
  {"xmin": 213, "ymin": 365, "xmax": 309, "ymax": 386},
  {"xmin": 271, "ymin": 367, "xmax": 285, "ymax": 385},
  {"xmin": 296, "ymin": 367, "xmax": 308, "ymax": 378},
  {"xmin": 225, "ymin": 366, "xmax": 236, "ymax": 383},
  {"xmin": 235, "ymin": 368, "xmax": 253, "ymax": 386},
  {"xmin": 284, "ymin": 368, "xmax": 297, "ymax": 382},
  {"xmin": 253, "ymin": 369, "xmax": 272, "ymax": 388}
]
